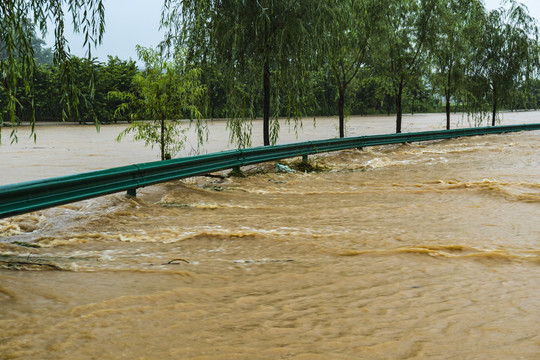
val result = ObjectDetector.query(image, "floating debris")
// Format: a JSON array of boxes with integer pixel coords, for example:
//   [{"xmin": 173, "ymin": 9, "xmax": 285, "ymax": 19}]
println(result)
[
  {"xmin": 163, "ymin": 258, "xmax": 190, "ymax": 265},
  {"xmin": 276, "ymin": 163, "xmax": 296, "ymax": 173},
  {"xmin": 233, "ymin": 259, "xmax": 295, "ymax": 264},
  {"xmin": 0, "ymin": 258, "xmax": 64, "ymax": 271}
]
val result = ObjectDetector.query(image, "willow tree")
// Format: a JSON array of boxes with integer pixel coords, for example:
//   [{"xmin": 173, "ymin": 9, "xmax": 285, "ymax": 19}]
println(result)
[
  {"xmin": 430, "ymin": 0, "xmax": 485, "ymax": 129},
  {"xmin": 469, "ymin": 0, "xmax": 539, "ymax": 126},
  {"xmin": 318, "ymin": 0, "xmax": 382, "ymax": 138},
  {"xmin": 373, "ymin": 0, "xmax": 437, "ymax": 133},
  {"xmin": 162, "ymin": 0, "xmax": 317, "ymax": 147},
  {"xmin": 0, "ymin": 0, "xmax": 105, "ymax": 142}
]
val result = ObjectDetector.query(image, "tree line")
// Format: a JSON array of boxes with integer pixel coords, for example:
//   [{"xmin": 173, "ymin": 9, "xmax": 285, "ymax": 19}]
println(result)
[
  {"xmin": 164, "ymin": 0, "xmax": 540, "ymax": 145},
  {"xmin": 1, "ymin": 0, "xmax": 540, "ymax": 151},
  {"xmin": 1, "ymin": 55, "xmax": 138, "ymax": 125},
  {"xmin": 1, "ymin": 49, "xmax": 445, "ymax": 123}
]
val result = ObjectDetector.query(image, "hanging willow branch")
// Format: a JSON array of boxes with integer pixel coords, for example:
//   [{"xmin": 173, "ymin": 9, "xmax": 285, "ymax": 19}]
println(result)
[
  {"xmin": 0, "ymin": 0, "xmax": 105, "ymax": 143},
  {"xmin": 161, "ymin": 0, "xmax": 318, "ymax": 147}
]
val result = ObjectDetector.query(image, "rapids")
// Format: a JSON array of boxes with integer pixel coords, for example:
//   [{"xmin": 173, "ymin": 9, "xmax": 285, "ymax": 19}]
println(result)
[{"xmin": 1, "ymin": 113, "xmax": 539, "ymax": 359}]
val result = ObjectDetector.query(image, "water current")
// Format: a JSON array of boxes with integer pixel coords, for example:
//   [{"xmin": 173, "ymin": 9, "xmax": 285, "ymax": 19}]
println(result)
[{"xmin": 1, "ymin": 113, "xmax": 539, "ymax": 359}]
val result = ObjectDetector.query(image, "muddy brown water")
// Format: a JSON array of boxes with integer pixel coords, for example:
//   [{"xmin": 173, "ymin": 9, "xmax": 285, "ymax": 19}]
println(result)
[{"xmin": 1, "ymin": 113, "xmax": 539, "ymax": 359}]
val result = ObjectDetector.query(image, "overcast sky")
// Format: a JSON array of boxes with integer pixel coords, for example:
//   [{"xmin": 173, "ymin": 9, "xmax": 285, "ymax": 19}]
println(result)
[
  {"xmin": 45, "ymin": 0, "xmax": 164, "ymax": 62},
  {"xmin": 45, "ymin": 0, "xmax": 540, "ymax": 63}
]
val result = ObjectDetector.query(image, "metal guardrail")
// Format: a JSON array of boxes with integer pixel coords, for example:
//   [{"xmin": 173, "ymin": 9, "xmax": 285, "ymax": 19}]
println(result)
[{"xmin": 1, "ymin": 123, "xmax": 539, "ymax": 219}]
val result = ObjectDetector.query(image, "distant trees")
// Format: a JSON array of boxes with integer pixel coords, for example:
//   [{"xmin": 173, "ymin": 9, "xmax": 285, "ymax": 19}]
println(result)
[{"xmin": 2, "ymin": 56, "xmax": 138, "ymax": 125}]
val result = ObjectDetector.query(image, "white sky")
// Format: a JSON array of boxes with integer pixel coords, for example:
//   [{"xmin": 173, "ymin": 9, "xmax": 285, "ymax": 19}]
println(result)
[
  {"xmin": 45, "ymin": 0, "xmax": 540, "ymax": 63},
  {"xmin": 485, "ymin": 0, "xmax": 540, "ymax": 18},
  {"xmin": 45, "ymin": 0, "xmax": 164, "ymax": 62}
]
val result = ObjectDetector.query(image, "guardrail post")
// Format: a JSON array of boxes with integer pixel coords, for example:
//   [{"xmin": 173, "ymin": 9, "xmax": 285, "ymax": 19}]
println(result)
[
  {"xmin": 302, "ymin": 154, "xmax": 309, "ymax": 163},
  {"xmin": 127, "ymin": 188, "xmax": 137, "ymax": 197}
]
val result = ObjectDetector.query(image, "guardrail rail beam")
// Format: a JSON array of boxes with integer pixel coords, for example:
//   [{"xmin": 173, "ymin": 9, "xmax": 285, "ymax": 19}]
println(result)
[{"xmin": 1, "ymin": 123, "xmax": 539, "ymax": 219}]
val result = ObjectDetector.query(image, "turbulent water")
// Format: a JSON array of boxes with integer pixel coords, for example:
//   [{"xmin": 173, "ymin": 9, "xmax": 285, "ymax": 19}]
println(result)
[{"xmin": 1, "ymin": 113, "xmax": 539, "ymax": 359}]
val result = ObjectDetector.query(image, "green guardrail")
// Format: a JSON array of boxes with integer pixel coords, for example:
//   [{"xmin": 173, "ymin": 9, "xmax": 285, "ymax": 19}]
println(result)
[{"xmin": 1, "ymin": 123, "xmax": 539, "ymax": 219}]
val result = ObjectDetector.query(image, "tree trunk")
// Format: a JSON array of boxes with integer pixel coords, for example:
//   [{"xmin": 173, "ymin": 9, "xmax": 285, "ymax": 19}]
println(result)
[
  {"xmin": 445, "ymin": 91, "xmax": 451, "ymax": 130},
  {"xmin": 338, "ymin": 87, "xmax": 345, "ymax": 138},
  {"xmin": 492, "ymin": 86, "xmax": 497, "ymax": 126},
  {"xmin": 263, "ymin": 54, "xmax": 271, "ymax": 146},
  {"xmin": 395, "ymin": 86, "xmax": 403, "ymax": 133},
  {"xmin": 160, "ymin": 118, "xmax": 165, "ymax": 161},
  {"xmin": 446, "ymin": 63, "xmax": 452, "ymax": 130}
]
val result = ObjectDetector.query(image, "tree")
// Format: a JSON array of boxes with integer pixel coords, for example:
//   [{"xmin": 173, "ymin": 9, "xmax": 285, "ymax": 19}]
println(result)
[
  {"xmin": 430, "ymin": 0, "xmax": 485, "ymax": 129},
  {"xmin": 469, "ymin": 0, "xmax": 539, "ymax": 126},
  {"xmin": 162, "ymin": 0, "xmax": 317, "ymax": 147},
  {"xmin": 2, "ymin": 55, "xmax": 140, "ymax": 126},
  {"xmin": 114, "ymin": 46, "xmax": 206, "ymax": 161},
  {"xmin": 32, "ymin": 37, "xmax": 53, "ymax": 65},
  {"xmin": 95, "ymin": 56, "xmax": 139, "ymax": 123},
  {"xmin": 318, "ymin": 0, "xmax": 382, "ymax": 138},
  {"xmin": 373, "ymin": 0, "xmax": 437, "ymax": 133},
  {"xmin": 0, "ymin": 0, "xmax": 105, "ymax": 142}
]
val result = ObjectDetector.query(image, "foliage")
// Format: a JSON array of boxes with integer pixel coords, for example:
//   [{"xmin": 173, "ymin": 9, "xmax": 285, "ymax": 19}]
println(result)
[
  {"xmin": 430, "ymin": 0, "xmax": 485, "ymax": 129},
  {"xmin": 2, "ymin": 0, "xmax": 540, "ymax": 150},
  {"xmin": 1, "ymin": 55, "xmax": 138, "ymax": 126},
  {"xmin": 317, "ymin": 0, "xmax": 383, "ymax": 137},
  {"xmin": 373, "ymin": 0, "xmax": 438, "ymax": 133},
  {"xmin": 0, "ymin": 0, "xmax": 105, "ymax": 142},
  {"xmin": 162, "ymin": 0, "xmax": 318, "ymax": 147},
  {"xmin": 113, "ymin": 46, "xmax": 206, "ymax": 160},
  {"xmin": 468, "ymin": 0, "xmax": 539, "ymax": 125}
]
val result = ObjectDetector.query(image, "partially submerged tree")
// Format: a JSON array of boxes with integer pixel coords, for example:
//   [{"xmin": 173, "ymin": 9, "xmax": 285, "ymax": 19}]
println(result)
[
  {"xmin": 469, "ymin": 0, "xmax": 539, "ymax": 126},
  {"xmin": 113, "ymin": 46, "xmax": 206, "ymax": 161},
  {"xmin": 0, "ymin": 0, "xmax": 105, "ymax": 142},
  {"xmin": 430, "ymin": 0, "xmax": 485, "ymax": 129},
  {"xmin": 318, "ymin": 0, "xmax": 382, "ymax": 138},
  {"xmin": 162, "ymin": 0, "xmax": 317, "ymax": 147},
  {"xmin": 373, "ymin": 0, "xmax": 437, "ymax": 133}
]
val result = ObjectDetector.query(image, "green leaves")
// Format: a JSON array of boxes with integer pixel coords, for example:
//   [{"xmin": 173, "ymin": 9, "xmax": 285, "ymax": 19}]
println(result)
[
  {"xmin": 429, "ymin": 0, "xmax": 485, "ymax": 128},
  {"xmin": 0, "ymin": 0, "xmax": 105, "ymax": 143},
  {"xmin": 371, "ymin": 0, "xmax": 439, "ymax": 132},
  {"xmin": 467, "ymin": 0, "xmax": 539, "ymax": 125},
  {"xmin": 3, "ymin": 0, "xmax": 539, "ymax": 150},
  {"xmin": 162, "ymin": 0, "xmax": 318, "ymax": 146},
  {"xmin": 317, "ymin": 0, "xmax": 383, "ymax": 137},
  {"xmin": 114, "ymin": 46, "xmax": 206, "ymax": 160}
]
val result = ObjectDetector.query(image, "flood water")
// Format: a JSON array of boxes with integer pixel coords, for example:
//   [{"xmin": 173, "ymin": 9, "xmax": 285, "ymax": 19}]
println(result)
[{"xmin": 1, "ymin": 113, "xmax": 540, "ymax": 359}]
